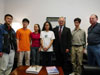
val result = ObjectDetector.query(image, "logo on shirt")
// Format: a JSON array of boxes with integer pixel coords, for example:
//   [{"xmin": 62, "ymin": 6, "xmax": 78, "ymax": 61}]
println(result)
[{"xmin": 45, "ymin": 35, "xmax": 48, "ymax": 38}]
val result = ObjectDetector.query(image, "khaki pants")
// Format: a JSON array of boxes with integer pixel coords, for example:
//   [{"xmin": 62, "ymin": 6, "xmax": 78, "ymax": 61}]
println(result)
[
  {"xmin": 17, "ymin": 51, "xmax": 30, "ymax": 67},
  {"xmin": 0, "ymin": 50, "xmax": 15, "ymax": 75},
  {"xmin": 71, "ymin": 46, "xmax": 83, "ymax": 75}
]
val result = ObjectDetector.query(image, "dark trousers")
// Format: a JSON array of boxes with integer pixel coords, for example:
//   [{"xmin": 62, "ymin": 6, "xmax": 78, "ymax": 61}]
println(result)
[
  {"xmin": 55, "ymin": 51, "xmax": 72, "ymax": 75},
  {"xmin": 40, "ymin": 52, "xmax": 53, "ymax": 66},
  {"xmin": 87, "ymin": 44, "xmax": 100, "ymax": 67}
]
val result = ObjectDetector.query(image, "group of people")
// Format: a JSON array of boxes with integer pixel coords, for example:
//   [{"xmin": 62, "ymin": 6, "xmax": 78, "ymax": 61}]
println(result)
[{"xmin": 0, "ymin": 14, "xmax": 100, "ymax": 75}]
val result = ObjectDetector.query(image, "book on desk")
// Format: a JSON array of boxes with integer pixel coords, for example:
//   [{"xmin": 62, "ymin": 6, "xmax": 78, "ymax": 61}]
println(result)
[
  {"xmin": 46, "ymin": 66, "xmax": 59, "ymax": 75},
  {"xmin": 26, "ymin": 65, "xmax": 42, "ymax": 74},
  {"xmin": 26, "ymin": 66, "xmax": 59, "ymax": 75}
]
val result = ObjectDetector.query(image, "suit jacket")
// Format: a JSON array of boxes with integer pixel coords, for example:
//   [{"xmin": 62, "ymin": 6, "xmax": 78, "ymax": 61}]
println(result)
[{"xmin": 53, "ymin": 26, "xmax": 72, "ymax": 54}]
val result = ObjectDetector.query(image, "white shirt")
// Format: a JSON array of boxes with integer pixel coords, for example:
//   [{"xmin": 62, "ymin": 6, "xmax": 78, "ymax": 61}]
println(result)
[
  {"xmin": 58, "ymin": 26, "xmax": 64, "ymax": 32},
  {"xmin": 40, "ymin": 31, "xmax": 55, "ymax": 52}
]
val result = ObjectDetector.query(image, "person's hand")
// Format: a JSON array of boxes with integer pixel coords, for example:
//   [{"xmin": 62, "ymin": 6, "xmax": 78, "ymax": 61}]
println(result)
[
  {"xmin": 65, "ymin": 49, "xmax": 69, "ymax": 53},
  {"xmin": 43, "ymin": 47, "xmax": 48, "ymax": 51},
  {"xmin": 17, "ymin": 48, "xmax": 20, "ymax": 53},
  {"xmin": 38, "ymin": 47, "xmax": 41, "ymax": 52},
  {"xmin": 0, "ymin": 52, "xmax": 3, "ymax": 57},
  {"xmin": 83, "ymin": 48, "xmax": 85, "ymax": 53}
]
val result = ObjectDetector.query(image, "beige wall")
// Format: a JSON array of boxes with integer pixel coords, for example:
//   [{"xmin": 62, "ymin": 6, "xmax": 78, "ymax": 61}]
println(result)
[
  {"xmin": 0, "ymin": 0, "xmax": 4, "ymax": 23},
  {"xmin": 1, "ymin": 0, "xmax": 100, "ymax": 33}
]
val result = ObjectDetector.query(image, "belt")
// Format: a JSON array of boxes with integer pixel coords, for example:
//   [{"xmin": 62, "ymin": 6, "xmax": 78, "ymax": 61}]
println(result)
[{"xmin": 72, "ymin": 45, "xmax": 83, "ymax": 47}]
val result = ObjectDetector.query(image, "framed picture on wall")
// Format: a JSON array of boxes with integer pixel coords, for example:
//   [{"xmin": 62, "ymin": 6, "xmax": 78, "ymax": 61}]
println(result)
[{"xmin": 46, "ymin": 17, "xmax": 66, "ymax": 28}]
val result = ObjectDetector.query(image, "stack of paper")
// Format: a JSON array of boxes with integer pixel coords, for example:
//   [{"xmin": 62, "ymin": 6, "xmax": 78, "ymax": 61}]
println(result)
[
  {"xmin": 46, "ymin": 66, "xmax": 59, "ymax": 75},
  {"xmin": 26, "ymin": 66, "xmax": 42, "ymax": 74}
]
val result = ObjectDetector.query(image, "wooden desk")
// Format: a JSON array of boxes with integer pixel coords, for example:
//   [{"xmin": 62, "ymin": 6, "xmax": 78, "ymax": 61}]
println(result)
[{"xmin": 10, "ymin": 66, "xmax": 64, "ymax": 75}]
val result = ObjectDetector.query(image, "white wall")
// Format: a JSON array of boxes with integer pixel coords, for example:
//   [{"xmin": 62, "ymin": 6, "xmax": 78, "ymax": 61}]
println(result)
[
  {"xmin": 0, "ymin": 0, "xmax": 4, "ymax": 23},
  {"xmin": 2, "ymin": 0, "xmax": 100, "ymax": 33}
]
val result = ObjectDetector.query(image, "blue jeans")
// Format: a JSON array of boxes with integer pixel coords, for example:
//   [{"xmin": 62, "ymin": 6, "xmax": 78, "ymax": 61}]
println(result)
[
  {"xmin": 31, "ymin": 47, "xmax": 40, "ymax": 65},
  {"xmin": 87, "ymin": 44, "xmax": 100, "ymax": 67}
]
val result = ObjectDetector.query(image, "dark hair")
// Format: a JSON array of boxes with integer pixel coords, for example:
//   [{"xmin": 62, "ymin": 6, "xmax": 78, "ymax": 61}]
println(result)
[
  {"xmin": 95, "ymin": 15, "xmax": 98, "ymax": 19},
  {"xmin": 22, "ymin": 18, "xmax": 30, "ymax": 24},
  {"xmin": 42, "ymin": 21, "xmax": 53, "ymax": 31},
  {"xmin": 74, "ymin": 18, "xmax": 81, "ymax": 23},
  {"xmin": 4, "ymin": 14, "xmax": 13, "ymax": 20},
  {"xmin": 34, "ymin": 24, "xmax": 41, "ymax": 33}
]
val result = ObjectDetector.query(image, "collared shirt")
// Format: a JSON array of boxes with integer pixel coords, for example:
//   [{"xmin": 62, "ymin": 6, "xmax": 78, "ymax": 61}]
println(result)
[
  {"xmin": 72, "ymin": 28, "xmax": 86, "ymax": 48},
  {"xmin": 88, "ymin": 23, "xmax": 100, "ymax": 45},
  {"xmin": 58, "ymin": 25, "xmax": 64, "ymax": 32}
]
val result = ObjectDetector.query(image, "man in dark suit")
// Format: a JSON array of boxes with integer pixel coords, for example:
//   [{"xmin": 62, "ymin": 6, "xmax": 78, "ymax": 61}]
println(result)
[{"xmin": 53, "ymin": 17, "xmax": 72, "ymax": 75}]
